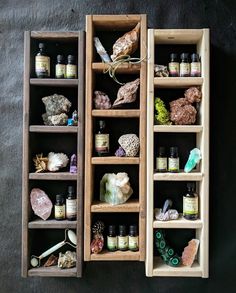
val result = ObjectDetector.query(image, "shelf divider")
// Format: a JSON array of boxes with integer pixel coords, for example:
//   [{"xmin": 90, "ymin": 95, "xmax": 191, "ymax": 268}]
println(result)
[
  {"xmin": 28, "ymin": 219, "xmax": 77, "ymax": 229},
  {"xmin": 28, "ymin": 267, "xmax": 77, "ymax": 277},
  {"xmin": 92, "ymin": 109, "xmax": 140, "ymax": 118},
  {"xmin": 30, "ymin": 78, "xmax": 78, "ymax": 87},
  {"xmin": 29, "ymin": 172, "xmax": 77, "ymax": 181},
  {"xmin": 29, "ymin": 125, "xmax": 78, "ymax": 133},
  {"xmin": 153, "ymin": 171, "xmax": 203, "ymax": 181},
  {"xmin": 92, "ymin": 156, "xmax": 140, "ymax": 165},
  {"xmin": 91, "ymin": 199, "xmax": 140, "ymax": 213},
  {"xmin": 90, "ymin": 250, "xmax": 140, "ymax": 261},
  {"xmin": 153, "ymin": 125, "xmax": 203, "ymax": 133},
  {"xmin": 153, "ymin": 214, "xmax": 202, "ymax": 229}
]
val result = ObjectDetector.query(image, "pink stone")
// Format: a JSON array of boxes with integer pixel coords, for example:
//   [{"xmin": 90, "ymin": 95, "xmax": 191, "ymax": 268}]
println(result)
[
  {"xmin": 182, "ymin": 239, "xmax": 200, "ymax": 266},
  {"xmin": 30, "ymin": 188, "xmax": 53, "ymax": 220}
]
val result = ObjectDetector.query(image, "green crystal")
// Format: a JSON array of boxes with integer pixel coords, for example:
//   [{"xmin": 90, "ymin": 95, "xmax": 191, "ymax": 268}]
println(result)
[
  {"xmin": 154, "ymin": 97, "xmax": 172, "ymax": 125},
  {"xmin": 184, "ymin": 148, "xmax": 202, "ymax": 173}
]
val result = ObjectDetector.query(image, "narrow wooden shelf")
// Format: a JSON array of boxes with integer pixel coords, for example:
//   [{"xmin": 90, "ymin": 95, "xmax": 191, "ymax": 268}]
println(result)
[
  {"xmin": 91, "ymin": 199, "xmax": 139, "ymax": 213},
  {"xmin": 92, "ymin": 109, "xmax": 140, "ymax": 118},
  {"xmin": 92, "ymin": 62, "xmax": 141, "ymax": 73},
  {"xmin": 28, "ymin": 219, "xmax": 77, "ymax": 229},
  {"xmin": 154, "ymin": 29, "xmax": 203, "ymax": 44},
  {"xmin": 92, "ymin": 156, "xmax": 140, "ymax": 165},
  {"xmin": 29, "ymin": 172, "xmax": 77, "ymax": 181},
  {"xmin": 153, "ymin": 125, "xmax": 203, "ymax": 133},
  {"xmin": 153, "ymin": 257, "xmax": 202, "ymax": 277},
  {"xmin": 153, "ymin": 171, "xmax": 203, "ymax": 181},
  {"xmin": 153, "ymin": 214, "xmax": 202, "ymax": 229},
  {"xmin": 29, "ymin": 125, "xmax": 78, "ymax": 133},
  {"xmin": 154, "ymin": 77, "xmax": 203, "ymax": 88},
  {"xmin": 90, "ymin": 250, "xmax": 140, "ymax": 261},
  {"xmin": 28, "ymin": 266, "xmax": 77, "ymax": 277},
  {"xmin": 31, "ymin": 31, "xmax": 79, "ymax": 39},
  {"xmin": 30, "ymin": 78, "xmax": 78, "ymax": 87}
]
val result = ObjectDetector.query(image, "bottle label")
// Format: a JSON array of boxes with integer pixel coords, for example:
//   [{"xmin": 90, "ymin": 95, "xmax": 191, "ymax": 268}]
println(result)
[
  {"xmin": 168, "ymin": 157, "xmax": 179, "ymax": 171},
  {"xmin": 168, "ymin": 62, "xmax": 179, "ymax": 76},
  {"xmin": 66, "ymin": 64, "xmax": 77, "ymax": 78},
  {"xmin": 183, "ymin": 196, "xmax": 198, "ymax": 215},
  {"xmin": 66, "ymin": 199, "xmax": 77, "ymax": 218},
  {"xmin": 107, "ymin": 236, "xmax": 118, "ymax": 250},
  {"xmin": 156, "ymin": 157, "xmax": 167, "ymax": 171},
  {"xmin": 129, "ymin": 236, "xmax": 139, "ymax": 250},
  {"xmin": 191, "ymin": 62, "xmax": 201, "ymax": 76},
  {"xmin": 95, "ymin": 134, "xmax": 109, "ymax": 153},
  {"xmin": 118, "ymin": 236, "xmax": 128, "ymax": 249},
  {"xmin": 56, "ymin": 64, "xmax": 66, "ymax": 78},
  {"xmin": 55, "ymin": 205, "xmax": 65, "ymax": 219},
  {"xmin": 35, "ymin": 56, "xmax": 50, "ymax": 76},
  {"xmin": 180, "ymin": 63, "xmax": 190, "ymax": 76}
]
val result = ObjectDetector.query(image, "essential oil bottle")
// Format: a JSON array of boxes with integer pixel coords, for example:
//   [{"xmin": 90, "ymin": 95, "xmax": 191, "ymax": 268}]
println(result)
[
  {"xmin": 128, "ymin": 225, "xmax": 139, "ymax": 252},
  {"xmin": 54, "ymin": 194, "xmax": 65, "ymax": 220},
  {"xmin": 180, "ymin": 53, "xmax": 190, "ymax": 77},
  {"xmin": 35, "ymin": 43, "xmax": 50, "ymax": 78},
  {"xmin": 183, "ymin": 182, "xmax": 199, "ymax": 220},
  {"xmin": 168, "ymin": 53, "xmax": 179, "ymax": 77},
  {"xmin": 66, "ymin": 186, "xmax": 77, "ymax": 221},
  {"xmin": 95, "ymin": 120, "xmax": 109, "ymax": 156},
  {"xmin": 156, "ymin": 146, "xmax": 167, "ymax": 172},
  {"xmin": 190, "ymin": 53, "xmax": 201, "ymax": 77},
  {"xmin": 107, "ymin": 225, "xmax": 118, "ymax": 251},
  {"xmin": 168, "ymin": 147, "xmax": 179, "ymax": 172},
  {"xmin": 118, "ymin": 225, "xmax": 128, "ymax": 251},
  {"xmin": 66, "ymin": 55, "xmax": 77, "ymax": 79},
  {"xmin": 55, "ymin": 55, "xmax": 66, "ymax": 78}
]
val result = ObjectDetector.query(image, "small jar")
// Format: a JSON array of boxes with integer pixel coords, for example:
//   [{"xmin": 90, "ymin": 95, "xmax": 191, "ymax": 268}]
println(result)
[
  {"xmin": 156, "ymin": 146, "xmax": 167, "ymax": 172},
  {"xmin": 190, "ymin": 53, "xmax": 201, "ymax": 77},
  {"xmin": 168, "ymin": 53, "xmax": 179, "ymax": 77},
  {"xmin": 118, "ymin": 225, "xmax": 128, "ymax": 251},
  {"xmin": 180, "ymin": 53, "xmax": 190, "ymax": 77},
  {"xmin": 66, "ymin": 55, "xmax": 77, "ymax": 79},
  {"xmin": 168, "ymin": 147, "xmax": 179, "ymax": 172},
  {"xmin": 54, "ymin": 194, "xmax": 65, "ymax": 220},
  {"xmin": 128, "ymin": 225, "xmax": 139, "ymax": 252},
  {"xmin": 107, "ymin": 225, "xmax": 118, "ymax": 251},
  {"xmin": 55, "ymin": 55, "xmax": 66, "ymax": 78},
  {"xmin": 183, "ymin": 182, "xmax": 199, "ymax": 220}
]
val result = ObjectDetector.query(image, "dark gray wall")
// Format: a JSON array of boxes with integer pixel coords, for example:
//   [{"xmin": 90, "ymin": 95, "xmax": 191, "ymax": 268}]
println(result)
[{"xmin": 0, "ymin": 0, "xmax": 235, "ymax": 292}]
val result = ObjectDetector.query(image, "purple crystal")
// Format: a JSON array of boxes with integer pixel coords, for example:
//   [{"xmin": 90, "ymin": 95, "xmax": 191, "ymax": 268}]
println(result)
[
  {"xmin": 115, "ymin": 146, "xmax": 126, "ymax": 157},
  {"xmin": 70, "ymin": 154, "xmax": 77, "ymax": 173}
]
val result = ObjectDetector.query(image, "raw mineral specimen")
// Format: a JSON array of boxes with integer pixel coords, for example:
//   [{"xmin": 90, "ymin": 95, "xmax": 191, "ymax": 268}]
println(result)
[
  {"xmin": 33, "ymin": 153, "xmax": 48, "ymax": 173},
  {"xmin": 118, "ymin": 134, "xmax": 140, "ymax": 157},
  {"xmin": 182, "ymin": 239, "xmax": 200, "ymax": 266},
  {"xmin": 91, "ymin": 221, "xmax": 105, "ymax": 254},
  {"xmin": 58, "ymin": 251, "xmax": 76, "ymax": 269},
  {"xmin": 94, "ymin": 90, "xmax": 111, "ymax": 109},
  {"xmin": 155, "ymin": 208, "xmax": 179, "ymax": 221},
  {"xmin": 115, "ymin": 146, "xmax": 126, "ymax": 157},
  {"xmin": 113, "ymin": 78, "xmax": 140, "ymax": 108},
  {"xmin": 69, "ymin": 154, "xmax": 77, "ymax": 173},
  {"xmin": 155, "ymin": 97, "xmax": 172, "ymax": 125},
  {"xmin": 111, "ymin": 23, "xmax": 140, "ymax": 61},
  {"xmin": 47, "ymin": 152, "xmax": 69, "ymax": 172},
  {"xmin": 42, "ymin": 113, "xmax": 68, "ymax": 126},
  {"xmin": 42, "ymin": 94, "xmax": 71, "ymax": 116},
  {"xmin": 184, "ymin": 148, "xmax": 202, "ymax": 173},
  {"xmin": 154, "ymin": 65, "xmax": 169, "ymax": 77},
  {"xmin": 184, "ymin": 87, "xmax": 202, "ymax": 103},
  {"xmin": 94, "ymin": 37, "xmax": 111, "ymax": 63},
  {"xmin": 44, "ymin": 254, "xmax": 58, "ymax": 267},
  {"xmin": 30, "ymin": 188, "xmax": 53, "ymax": 220},
  {"xmin": 100, "ymin": 172, "xmax": 133, "ymax": 205}
]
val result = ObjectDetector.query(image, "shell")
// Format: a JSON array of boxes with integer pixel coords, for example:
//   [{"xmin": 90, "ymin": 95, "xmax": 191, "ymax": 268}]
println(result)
[
  {"xmin": 118, "ymin": 134, "xmax": 140, "ymax": 157},
  {"xmin": 47, "ymin": 152, "xmax": 69, "ymax": 172}
]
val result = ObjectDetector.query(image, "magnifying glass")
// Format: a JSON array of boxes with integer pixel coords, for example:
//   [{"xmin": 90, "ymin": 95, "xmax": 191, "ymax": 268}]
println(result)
[{"xmin": 30, "ymin": 229, "xmax": 77, "ymax": 268}]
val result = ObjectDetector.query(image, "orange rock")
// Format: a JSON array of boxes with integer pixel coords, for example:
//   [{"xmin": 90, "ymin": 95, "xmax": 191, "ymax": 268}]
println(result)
[{"xmin": 182, "ymin": 239, "xmax": 199, "ymax": 266}]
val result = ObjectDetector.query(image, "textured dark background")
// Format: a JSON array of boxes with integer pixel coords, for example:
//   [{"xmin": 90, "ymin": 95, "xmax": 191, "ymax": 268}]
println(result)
[{"xmin": 0, "ymin": 0, "xmax": 235, "ymax": 292}]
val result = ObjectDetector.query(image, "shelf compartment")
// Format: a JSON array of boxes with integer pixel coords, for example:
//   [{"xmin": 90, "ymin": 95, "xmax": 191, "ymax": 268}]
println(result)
[
  {"xmin": 90, "ymin": 250, "xmax": 140, "ymax": 261},
  {"xmin": 153, "ymin": 171, "xmax": 203, "ymax": 181},
  {"xmin": 29, "ymin": 126, "xmax": 78, "ymax": 133},
  {"xmin": 153, "ymin": 125, "xmax": 203, "ymax": 133},
  {"xmin": 29, "ymin": 172, "xmax": 77, "ymax": 181},
  {"xmin": 154, "ymin": 77, "xmax": 203, "ymax": 88},
  {"xmin": 28, "ymin": 266, "xmax": 77, "ymax": 277},
  {"xmin": 92, "ymin": 156, "xmax": 140, "ymax": 164},
  {"xmin": 28, "ymin": 219, "xmax": 77, "ymax": 229},
  {"xmin": 92, "ymin": 109, "xmax": 140, "ymax": 118},
  {"xmin": 153, "ymin": 214, "xmax": 202, "ymax": 229},
  {"xmin": 92, "ymin": 62, "xmax": 141, "ymax": 74},
  {"xmin": 153, "ymin": 257, "xmax": 201, "ymax": 277},
  {"xmin": 91, "ymin": 199, "xmax": 139, "ymax": 213},
  {"xmin": 30, "ymin": 78, "xmax": 78, "ymax": 87}
]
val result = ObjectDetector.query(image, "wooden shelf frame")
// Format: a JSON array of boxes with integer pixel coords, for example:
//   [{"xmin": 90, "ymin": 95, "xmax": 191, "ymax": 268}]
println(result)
[
  {"xmin": 146, "ymin": 29, "xmax": 209, "ymax": 278},
  {"xmin": 22, "ymin": 31, "xmax": 85, "ymax": 278},
  {"xmin": 84, "ymin": 14, "xmax": 147, "ymax": 262}
]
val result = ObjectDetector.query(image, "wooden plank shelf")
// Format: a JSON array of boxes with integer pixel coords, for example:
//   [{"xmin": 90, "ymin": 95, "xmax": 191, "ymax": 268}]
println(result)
[
  {"xmin": 92, "ymin": 156, "xmax": 140, "ymax": 165},
  {"xmin": 28, "ymin": 219, "xmax": 77, "ymax": 229},
  {"xmin": 154, "ymin": 77, "xmax": 203, "ymax": 88},
  {"xmin": 28, "ymin": 266, "xmax": 77, "ymax": 277},
  {"xmin": 153, "ymin": 257, "xmax": 202, "ymax": 277},
  {"xmin": 31, "ymin": 31, "xmax": 79, "ymax": 39},
  {"xmin": 91, "ymin": 199, "xmax": 139, "ymax": 213},
  {"xmin": 153, "ymin": 214, "xmax": 202, "ymax": 229},
  {"xmin": 92, "ymin": 109, "xmax": 140, "ymax": 118},
  {"xmin": 30, "ymin": 78, "xmax": 78, "ymax": 87},
  {"xmin": 154, "ymin": 29, "xmax": 203, "ymax": 44},
  {"xmin": 153, "ymin": 171, "xmax": 203, "ymax": 181},
  {"xmin": 92, "ymin": 62, "xmax": 141, "ymax": 73},
  {"xmin": 29, "ymin": 125, "xmax": 78, "ymax": 133},
  {"xmin": 153, "ymin": 125, "xmax": 203, "ymax": 133},
  {"xmin": 90, "ymin": 250, "xmax": 140, "ymax": 261},
  {"xmin": 29, "ymin": 172, "xmax": 77, "ymax": 181}
]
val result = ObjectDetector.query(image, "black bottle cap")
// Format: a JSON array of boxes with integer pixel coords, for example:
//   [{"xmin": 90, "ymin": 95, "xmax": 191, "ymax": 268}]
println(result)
[
  {"xmin": 57, "ymin": 55, "xmax": 64, "ymax": 62},
  {"xmin": 108, "ymin": 225, "xmax": 116, "ymax": 234},
  {"xmin": 119, "ymin": 225, "xmax": 126, "ymax": 234},
  {"xmin": 39, "ymin": 43, "xmax": 45, "ymax": 49},
  {"xmin": 158, "ymin": 146, "xmax": 166, "ymax": 156},
  {"xmin": 187, "ymin": 182, "xmax": 195, "ymax": 192},
  {"xmin": 170, "ymin": 146, "xmax": 178, "ymax": 156},
  {"xmin": 191, "ymin": 53, "xmax": 200, "ymax": 62},
  {"xmin": 99, "ymin": 120, "xmax": 105, "ymax": 128},
  {"xmin": 180, "ymin": 53, "xmax": 189, "ymax": 61},
  {"xmin": 68, "ymin": 55, "xmax": 75, "ymax": 62},
  {"xmin": 170, "ymin": 53, "xmax": 178, "ymax": 61},
  {"xmin": 68, "ymin": 186, "xmax": 74, "ymax": 194},
  {"xmin": 56, "ymin": 194, "xmax": 64, "ymax": 202},
  {"xmin": 129, "ymin": 225, "xmax": 138, "ymax": 234}
]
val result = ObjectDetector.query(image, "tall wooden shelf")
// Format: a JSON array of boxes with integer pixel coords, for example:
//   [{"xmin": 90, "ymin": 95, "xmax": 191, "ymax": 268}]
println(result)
[
  {"xmin": 84, "ymin": 15, "xmax": 147, "ymax": 261},
  {"xmin": 22, "ymin": 31, "xmax": 85, "ymax": 277},
  {"xmin": 146, "ymin": 29, "xmax": 209, "ymax": 277}
]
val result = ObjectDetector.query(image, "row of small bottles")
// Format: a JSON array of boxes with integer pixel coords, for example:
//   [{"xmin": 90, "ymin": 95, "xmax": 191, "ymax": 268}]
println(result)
[
  {"xmin": 169, "ymin": 53, "xmax": 201, "ymax": 77},
  {"xmin": 54, "ymin": 186, "xmax": 77, "ymax": 221},
  {"xmin": 156, "ymin": 146, "xmax": 179, "ymax": 172},
  {"xmin": 35, "ymin": 43, "xmax": 77, "ymax": 78},
  {"xmin": 107, "ymin": 224, "xmax": 139, "ymax": 252}
]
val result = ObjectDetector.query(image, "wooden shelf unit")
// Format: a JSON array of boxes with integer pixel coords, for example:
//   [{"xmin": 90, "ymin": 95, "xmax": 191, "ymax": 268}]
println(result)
[
  {"xmin": 85, "ymin": 14, "xmax": 147, "ymax": 261},
  {"xmin": 22, "ymin": 31, "xmax": 85, "ymax": 277},
  {"xmin": 146, "ymin": 29, "xmax": 209, "ymax": 277}
]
